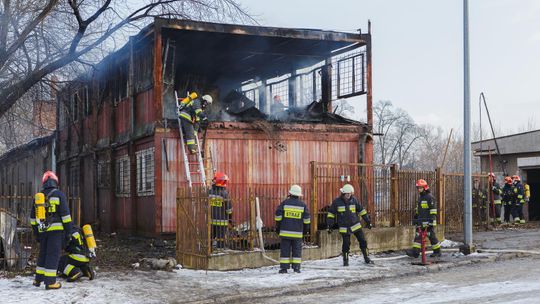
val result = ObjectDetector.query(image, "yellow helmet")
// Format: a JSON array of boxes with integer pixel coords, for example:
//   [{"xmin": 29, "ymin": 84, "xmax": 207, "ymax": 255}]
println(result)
[{"xmin": 340, "ymin": 184, "xmax": 354, "ymax": 194}]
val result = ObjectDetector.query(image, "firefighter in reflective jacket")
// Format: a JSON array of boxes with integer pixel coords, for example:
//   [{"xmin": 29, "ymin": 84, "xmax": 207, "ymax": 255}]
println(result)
[
  {"xmin": 177, "ymin": 92, "xmax": 213, "ymax": 154},
  {"xmin": 209, "ymin": 172, "xmax": 232, "ymax": 250},
  {"xmin": 406, "ymin": 179, "xmax": 441, "ymax": 258},
  {"xmin": 502, "ymin": 176, "xmax": 515, "ymax": 223},
  {"xmin": 326, "ymin": 184, "xmax": 373, "ymax": 266},
  {"xmin": 472, "ymin": 178, "xmax": 488, "ymax": 223},
  {"xmin": 58, "ymin": 227, "xmax": 96, "ymax": 282},
  {"xmin": 30, "ymin": 171, "xmax": 73, "ymax": 290},
  {"xmin": 489, "ymin": 173, "xmax": 503, "ymax": 223},
  {"xmin": 275, "ymin": 185, "xmax": 310, "ymax": 273},
  {"xmin": 513, "ymin": 175, "xmax": 526, "ymax": 224}
]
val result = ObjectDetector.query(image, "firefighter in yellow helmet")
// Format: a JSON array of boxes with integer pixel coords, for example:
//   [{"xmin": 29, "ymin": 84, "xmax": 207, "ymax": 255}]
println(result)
[
  {"xmin": 30, "ymin": 171, "xmax": 73, "ymax": 290},
  {"xmin": 275, "ymin": 185, "xmax": 310, "ymax": 273},
  {"xmin": 177, "ymin": 93, "xmax": 213, "ymax": 154},
  {"xmin": 327, "ymin": 184, "xmax": 373, "ymax": 266},
  {"xmin": 406, "ymin": 179, "xmax": 441, "ymax": 258}
]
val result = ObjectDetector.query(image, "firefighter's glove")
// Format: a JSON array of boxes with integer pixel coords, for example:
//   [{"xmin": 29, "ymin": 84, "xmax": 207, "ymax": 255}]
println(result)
[
  {"xmin": 200, "ymin": 117, "xmax": 209, "ymax": 129},
  {"xmin": 366, "ymin": 222, "xmax": 373, "ymax": 229},
  {"xmin": 327, "ymin": 228, "xmax": 333, "ymax": 234},
  {"xmin": 64, "ymin": 234, "xmax": 72, "ymax": 247}
]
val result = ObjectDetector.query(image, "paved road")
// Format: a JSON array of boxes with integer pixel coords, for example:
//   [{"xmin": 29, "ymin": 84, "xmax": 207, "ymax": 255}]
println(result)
[{"xmin": 263, "ymin": 256, "xmax": 540, "ymax": 304}]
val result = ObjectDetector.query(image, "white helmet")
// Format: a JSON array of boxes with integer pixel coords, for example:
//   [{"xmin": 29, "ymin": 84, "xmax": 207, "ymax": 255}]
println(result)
[
  {"xmin": 340, "ymin": 184, "xmax": 354, "ymax": 194},
  {"xmin": 202, "ymin": 95, "xmax": 213, "ymax": 104},
  {"xmin": 289, "ymin": 184, "xmax": 303, "ymax": 197}
]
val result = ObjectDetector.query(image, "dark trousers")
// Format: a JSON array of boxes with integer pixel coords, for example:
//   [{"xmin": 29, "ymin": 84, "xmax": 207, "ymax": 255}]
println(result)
[
  {"xmin": 493, "ymin": 203, "xmax": 502, "ymax": 221},
  {"xmin": 412, "ymin": 226, "xmax": 440, "ymax": 252},
  {"xmin": 504, "ymin": 204, "xmax": 513, "ymax": 222},
  {"xmin": 35, "ymin": 231, "xmax": 63, "ymax": 285},
  {"xmin": 211, "ymin": 225, "xmax": 226, "ymax": 249},
  {"xmin": 279, "ymin": 238, "xmax": 302, "ymax": 270},
  {"xmin": 511, "ymin": 203, "xmax": 522, "ymax": 221},
  {"xmin": 58, "ymin": 255, "xmax": 92, "ymax": 280},
  {"xmin": 180, "ymin": 117, "xmax": 198, "ymax": 151},
  {"xmin": 341, "ymin": 229, "xmax": 368, "ymax": 253},
  {"xmin": 515, "ymin": 203, "xmax": 525, "ymax": 221}
]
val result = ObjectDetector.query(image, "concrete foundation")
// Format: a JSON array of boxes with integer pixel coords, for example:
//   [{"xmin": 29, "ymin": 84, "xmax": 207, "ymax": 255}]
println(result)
[{"xmin": 207, "ymin": 225, "xmax": 445, "ymax": 270}]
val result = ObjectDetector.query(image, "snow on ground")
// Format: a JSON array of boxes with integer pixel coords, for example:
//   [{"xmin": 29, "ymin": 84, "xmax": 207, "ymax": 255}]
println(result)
[{"xmin": 0, "ymin": 251, "xmax": 496, "ymax": 304}]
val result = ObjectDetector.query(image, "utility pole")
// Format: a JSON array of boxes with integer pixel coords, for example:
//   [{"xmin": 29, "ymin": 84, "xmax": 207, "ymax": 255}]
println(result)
[{"xmin": 461, "ymin": 0, "xmax": 475, "ymax": 254}]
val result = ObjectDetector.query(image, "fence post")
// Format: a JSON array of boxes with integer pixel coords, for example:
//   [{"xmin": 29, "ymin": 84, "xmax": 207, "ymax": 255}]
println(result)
[
  {"xmin": 390, "ymin": 164, "xmax": 398, "ymax": 227},
  {"xmin": 249, "ymin": 188, "xmax": 256, "ymax": 251},
  {"xmin": 436, "ymin": 168, "xmax": 444, "ymax": 226},
  {"xmin": 310, "ymin": 161, "xmax": 318, "ymax": 243}
]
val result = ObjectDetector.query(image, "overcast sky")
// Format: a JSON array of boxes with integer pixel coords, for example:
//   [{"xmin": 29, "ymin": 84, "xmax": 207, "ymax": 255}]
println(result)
[{"xmin": 239, "ymin": 0, "xmax": 540, "ymax": 134}]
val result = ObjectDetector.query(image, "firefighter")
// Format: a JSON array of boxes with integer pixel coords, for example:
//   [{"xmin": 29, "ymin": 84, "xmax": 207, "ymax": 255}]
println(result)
[
  {"xmin": 488, "ymin": 173, "xmax": 503, "ymax": 223},
  {"xmin": 406, "ymin": 179, "xmax": 441, "ymax": 258},
  {"xmin": 275, "ymin": 185, "xmax": 310, "ymax": 273},
  {"xmin": 30, "ymin": 171, "xmax": 73, "ymax": 290},
  {"xmin": 57, "ymin": 227, "xmax": 96, "ymax": 282},
  {"xmin": 209, "ymin": 172, "xmax": 232, "ymax": 250},
  {"xmin": 513, "ymin": 175, "xmax": 526, "ymax": 224},
  {"xmin": 472, "ymin": 178, "xmax": 488, "ymax": 224},
  {"xmin": 524, "ymin": 181, "xmax": 531, "ymax": 204},
  {"xmin": 177, "ymin": 92, "xmax": 213, "ymax": 154},
  {"xmin": 502, "ymin": 176, "xmax": 515, "ymax": 223},
  {"xmin": 326, "ymin": 184, "xmax": 373, "ymax": 266}
]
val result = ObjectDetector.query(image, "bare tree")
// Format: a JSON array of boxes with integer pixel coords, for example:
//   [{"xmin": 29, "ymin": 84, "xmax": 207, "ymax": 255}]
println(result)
[
  {"xmin": 0, "ymin": 0, "xmax": 253, "ymax": 119},
  {"xmin": 373, "ymin": 100, "xmax": 422, "ymax": 167}
]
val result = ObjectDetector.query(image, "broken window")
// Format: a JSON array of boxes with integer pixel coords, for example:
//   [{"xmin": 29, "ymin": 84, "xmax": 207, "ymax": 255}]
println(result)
[
  {"xmin": 331, "ymin": 48, "xmax": 366, "ymax": 99},
  {"xmin": 136, "ymin": 148, "xmax": 154, "ymax": 196},
  {"xmin": 97, "ymin": 160, "xmax": 110, "ymax": 188},
  {"xmin": 115, "ymin": 155, "xmax": 130, "ymax": 197},
  {"xmin": 134, "ymin": 43, "xmax": 153, "ymax": 93},
  {"xmin": 267, "ymin": 76, "xmax": 290, "ymax": 107},
  {"xmin": 112, "ymin": 59, "xmax": 129, "ymax": 104}
]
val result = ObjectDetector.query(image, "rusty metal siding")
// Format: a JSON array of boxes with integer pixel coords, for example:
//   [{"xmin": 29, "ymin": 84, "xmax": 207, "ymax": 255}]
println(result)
[
  {"xmin": 97, "ymin": 103, "xmax": 111, "ymax": 142},
  {"xmin": 115, "ymin": 98, "xmax": 131, "ymax": 136},
  {"xmin": 135, "ymin": 89, "xmax": 156, "ymax": 128},
  {"xmin": 159, "ymin": 132, "xmax": 187, "ymax": 233},
  {"xmin": 81, "ymin": 156, "xmax": 96, "ymax": 225},
  {"xmin": 158, "ymin": 122, "xmax": 361, "ymax": 233}
]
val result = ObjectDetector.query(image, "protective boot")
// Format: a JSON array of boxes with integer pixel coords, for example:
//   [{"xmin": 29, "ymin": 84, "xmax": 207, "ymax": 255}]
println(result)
[
  {"xmin": 362, "ymin": 248, "xmax": 373, "ymax": 264},
  {"xmin": 430, "ymin": 249, "xmax": 441, "ymax": 258},
  {"xmin": 32, "ymin": 280, "xmax": 42, "ymax": 287},
  {"xmin": 406, "ymin": 248, "xmax": 419, "ymax": 258},
  {"xmin": 278, "ymin": 269, "xmax": 288, "ymax": 274},
  {"xmin": 342, "ymin": 252, "xmax": 349, "ymax": 267},
  {"xmin": 83, "ymin": 267, "xmax": 96, "ymax": 280},
  {"xmin": 67, "ymin": 271, "xmax": 83, "ymax": 282},
  {"xmin": 45, "ymin": 282, "xmax": 62, "ymax": 290},
  {"xmin": 293, "ymin": 267, "xmax": 301, "ymax": 273}
]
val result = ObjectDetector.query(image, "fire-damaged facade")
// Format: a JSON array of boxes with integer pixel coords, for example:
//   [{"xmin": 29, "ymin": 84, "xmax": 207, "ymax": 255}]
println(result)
[{"xmin": 55, "ymin": 18, "xmax": 373, "ymax": 236}]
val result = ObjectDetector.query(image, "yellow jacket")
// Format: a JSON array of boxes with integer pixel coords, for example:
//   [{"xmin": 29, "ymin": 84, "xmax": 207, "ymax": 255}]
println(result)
[{"xmin": 525, "ymin": 183, "xmax": 530, "ymax": 199}]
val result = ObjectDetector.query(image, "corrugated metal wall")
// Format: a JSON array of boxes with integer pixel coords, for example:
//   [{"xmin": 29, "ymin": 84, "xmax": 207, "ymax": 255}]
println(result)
[{"xmin": 159, "ymin": 122, "xmax": 362, "ymax": 233}]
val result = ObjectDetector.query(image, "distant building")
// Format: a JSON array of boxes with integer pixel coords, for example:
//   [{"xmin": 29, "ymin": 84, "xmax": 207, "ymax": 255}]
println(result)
[{"xmin": 472, "ymin": 129, "xmax": 540, "ymax": 220}]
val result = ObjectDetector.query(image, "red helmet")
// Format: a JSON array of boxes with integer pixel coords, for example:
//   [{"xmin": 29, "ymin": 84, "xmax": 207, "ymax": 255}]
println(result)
[
  {"xmin": 416, "ymin": 179, "xmax": 429, "ymax": 191},
  {"xmin": 212, "ymin": 172, "xmax": 229, "ymax": 187},
  {"xmin": 504, "ymin": 176, "xmax": 513, "ymax": 184},
  {"xmin": 512, "ymin": 175, "xmax": 521, "ymax": 182},
  {"xmin": 42, "ymin": 171, "xmax": 59, "ymax": 185}
]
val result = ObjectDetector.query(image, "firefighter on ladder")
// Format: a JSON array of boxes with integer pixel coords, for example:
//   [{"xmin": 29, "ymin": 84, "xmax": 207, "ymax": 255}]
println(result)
[
  {"xmin": 30, "ymin": 171, "xmax": 73, "ymax": 290},
  {"xmin": 177, "ymin": 92, "xmax": 213, "ymax": 154},
  {"xmin": 513, "ymin": 175, "xmax": 526, "ymax": 224},
  {"xmin": 275, "ymin": 185, "xmax": 310, "ymax": 273},
  {"xmin": 502, "ymin": 176, "xmax": 515, "ymax": 223},
  {"xmin": 488, "ymin": 173, "xmax": 503, "ymax": 223},
  {"xmin": 326, "ymin": 184, "xmax": 373, "ymax": 266},
  {"xmin": 209, "ymin": 172, "xmax": 232, "ymax": 250},
  {"xmin": 406, "ymin": 179, "xmax": 441, "ymax": 258}
]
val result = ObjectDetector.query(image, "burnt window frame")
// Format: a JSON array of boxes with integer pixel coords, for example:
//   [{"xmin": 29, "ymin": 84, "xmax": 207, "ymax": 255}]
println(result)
[
  {"xmin": 136, "ymin": 148, "xmax": 155, "ymax": 196},
  {"xmin": 115, "ymin": 155, "xmax": 130, "ymax": 197}
]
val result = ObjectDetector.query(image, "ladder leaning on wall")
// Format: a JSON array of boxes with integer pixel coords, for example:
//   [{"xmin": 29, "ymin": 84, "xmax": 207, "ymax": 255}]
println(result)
[{"xmin": 175, "ymin": 91, "xmax": 208, "ymax": 191}]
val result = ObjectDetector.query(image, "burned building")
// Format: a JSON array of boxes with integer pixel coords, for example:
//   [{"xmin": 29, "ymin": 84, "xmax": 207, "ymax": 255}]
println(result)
[{"xmin": 55, "ymin": 18, "xmax": 373, "ymax": 236}]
